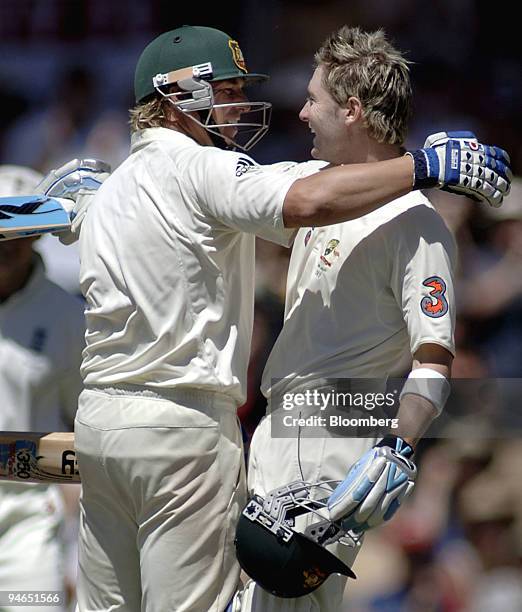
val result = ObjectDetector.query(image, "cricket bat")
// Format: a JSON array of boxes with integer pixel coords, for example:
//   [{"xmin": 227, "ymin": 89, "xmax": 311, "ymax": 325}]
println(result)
[
  {"xmin": 0, "ymin": 432, "xmax": 79, "ymax": 484},
  {"xmin": 0, "ymin": 195, "xmax": 71, "ymax": 241}
]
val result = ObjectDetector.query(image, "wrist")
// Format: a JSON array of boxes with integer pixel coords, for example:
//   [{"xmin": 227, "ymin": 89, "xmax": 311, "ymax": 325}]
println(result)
[
  {"xmin": 376, "ymin": 435, "xmax": 414, "ymax": 458},
  {"xmin": 399, "ymin": 436, "xmax": 417, "ymax": 451},
  {"xmin": 405, "ymin": 149, "xmax": 440, "ymax": 190}
]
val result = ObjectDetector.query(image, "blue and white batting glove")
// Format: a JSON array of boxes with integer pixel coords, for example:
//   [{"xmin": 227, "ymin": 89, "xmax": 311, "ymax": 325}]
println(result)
[
  {"xmin": 327, "ymin": 436, "xmax": 416, "ymax": 532},
  {"xmin": 407, "ymin": 131, "xmax": 512, "ymax": 208},
  {"xmin": 36, "ymin": 158, "xmax": 111, "ymax": 244}
]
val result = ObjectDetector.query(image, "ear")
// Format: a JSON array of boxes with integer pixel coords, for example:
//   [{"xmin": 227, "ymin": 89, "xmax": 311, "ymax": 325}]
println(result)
[{"xmin": 344, "ymin": 96, "xmax": 363, "ymax": 127}]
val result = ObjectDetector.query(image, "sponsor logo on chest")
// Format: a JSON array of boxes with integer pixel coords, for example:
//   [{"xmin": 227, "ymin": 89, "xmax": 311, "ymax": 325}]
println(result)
[{"xmin": 316, "ymin": 238, "xmax": 340, "ymax": 277}]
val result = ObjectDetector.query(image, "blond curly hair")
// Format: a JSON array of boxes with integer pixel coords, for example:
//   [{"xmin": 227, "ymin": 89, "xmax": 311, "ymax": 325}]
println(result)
[{"xmin": 128, "ymin": 96, "xmax": 170, "ymax": 133}]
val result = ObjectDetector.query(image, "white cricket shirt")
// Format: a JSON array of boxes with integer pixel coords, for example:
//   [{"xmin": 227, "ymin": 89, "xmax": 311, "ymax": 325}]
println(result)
[
  {"xmin": 262, "ymin": 191, "xmax": 457, "ymax": 398},
  {"xmin": 79, "ymin": 128, "xmax": 298, "ymax": 404}
]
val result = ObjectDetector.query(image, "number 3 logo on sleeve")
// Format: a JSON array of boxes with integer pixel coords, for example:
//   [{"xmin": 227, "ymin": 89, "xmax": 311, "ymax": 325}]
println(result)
[{"xmin": 420, "ymin": 276, "xmax": 448, "ymax": 318}]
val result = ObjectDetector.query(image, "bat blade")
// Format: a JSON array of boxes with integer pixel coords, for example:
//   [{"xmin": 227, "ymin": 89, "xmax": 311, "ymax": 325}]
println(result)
[
  {"xmin": 0, "ymin": 432, "xmax": 79, "ymax": 484},
  {"xmin": 0, "ymin": 195, "xmax": 71, "ymax": 241}
]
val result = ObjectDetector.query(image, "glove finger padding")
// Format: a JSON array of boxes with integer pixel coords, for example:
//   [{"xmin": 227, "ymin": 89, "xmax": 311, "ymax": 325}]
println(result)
[
  {"xmin": 57, "ymin": 190, "xmax": 96, "ymax": 246},
  {"xmin": 36, "ymin": 158, "xmax": 111, "ymax": 198},
  {"xmin": 348, "ymin": 463, "xmax": 415, "ymax": 531},
  {"xmin": 36, "ymin": 158, "xmax": 111, "ymax": 245},
  {"xmin": 327, "ymin": 451, "xmax": 386, "ymax": 521},
  {"xmin": 422, "ymin": 130, "xmax": 478, "ymax": 149},
  {"xmin": 409, "ymin": 131, "xmax": 512, "ymax": 208},
  {"xmin": 327, "ymin": 441, "xmax": 416, "ymax": 533},
  {"xmin": 443, "ymin": 142, "xmax": 512, "ymax": 208}
]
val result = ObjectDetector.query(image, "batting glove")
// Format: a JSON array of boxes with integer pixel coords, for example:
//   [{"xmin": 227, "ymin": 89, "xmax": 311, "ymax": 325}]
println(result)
[
  {"xmin": 36, "ymin": 158, "xmax": 111, "ymax": 244},
  {"xmin": 407, "ymin": 131, "xmax": 512, "ymax": 208},
  {"xmin": 327, "ymin": 436, "xmax": 416, "ymax": 532}
]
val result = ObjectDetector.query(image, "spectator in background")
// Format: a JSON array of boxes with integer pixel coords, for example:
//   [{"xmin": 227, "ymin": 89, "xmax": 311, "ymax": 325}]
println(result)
[
  {"xmin": 2, "ymin": 67, "xmax": 98, "ymax": 172},
  {"xmin": 1, "ymin": 62, "xmax": 129, "ymax": 297},
  {"xmin": 0, "ymin": 165, "xmax": 85, "ymax": 611},
  {"xmin": 457, "ymin": 440, "xmax": 522, "ymax": 612},
  {"xmin": 457, "ymin": 178, "xmax": 522, "ymax": 378},
  {"xmin": 1, "ymin": 63, "xmax": 129, "ymax": 176}
]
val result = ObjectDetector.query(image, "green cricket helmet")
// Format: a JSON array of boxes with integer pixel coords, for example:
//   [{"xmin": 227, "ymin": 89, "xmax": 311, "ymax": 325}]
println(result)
[{"xmin": 134, "ymin": 25, "xmax": 271, "ymax": 151}]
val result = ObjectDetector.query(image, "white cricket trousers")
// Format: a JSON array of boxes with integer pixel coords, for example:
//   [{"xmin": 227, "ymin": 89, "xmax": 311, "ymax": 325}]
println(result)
[
  {"xmin": 74, "ymin": 386, "xmax": 246, "ymax": 612},
  {"xmin": 233, "ymin": 412, "xmax": 377, "ymax": 612}
]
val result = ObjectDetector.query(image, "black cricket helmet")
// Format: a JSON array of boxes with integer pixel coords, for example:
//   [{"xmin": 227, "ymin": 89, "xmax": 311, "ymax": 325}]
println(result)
[{"xmin": 235, "ymin": 480, "xmax": 357, "ymax": 598}]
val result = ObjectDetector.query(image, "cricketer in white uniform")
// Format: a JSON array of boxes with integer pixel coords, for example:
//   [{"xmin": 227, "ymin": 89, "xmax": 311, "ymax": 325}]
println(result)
[
  {"xmin": 237, "ymin": 27, "xmax": 457, "ymax": 611},
  {"xmin": 72, "ymin": 25, "xmax": 509, "ymax": 612},
  {"xmin": 0, "ymin": 166, "xmax": 85, "ymax": 612}
]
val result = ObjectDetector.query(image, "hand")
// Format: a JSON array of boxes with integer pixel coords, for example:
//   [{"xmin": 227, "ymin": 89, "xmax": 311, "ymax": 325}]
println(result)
[
  {"xmin": 407, "ymin": 131, "xmax": 512, "ymax": 208},
  {"xmin": 327, "ymin": 436, "xmax": 416, "ymax": 532},
  {"xmin": 36, "ymin": 158, "xmax": 111, "ymax": 244}
]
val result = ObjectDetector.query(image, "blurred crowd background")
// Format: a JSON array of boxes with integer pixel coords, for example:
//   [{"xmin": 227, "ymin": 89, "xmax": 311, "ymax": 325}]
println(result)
[{"xmin": 0, "ymin": 1, "xmax": 521, "ymax": 611}]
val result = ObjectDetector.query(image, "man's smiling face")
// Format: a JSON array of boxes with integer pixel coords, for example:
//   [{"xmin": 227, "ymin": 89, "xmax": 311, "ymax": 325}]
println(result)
[{"xmin": 299, "ymin": 65, "xmax": 349, "ymax": 165}]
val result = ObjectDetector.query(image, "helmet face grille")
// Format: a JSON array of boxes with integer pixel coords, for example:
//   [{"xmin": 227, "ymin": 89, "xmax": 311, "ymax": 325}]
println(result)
[{"xmin": 235, "ymin": 515, "xmax": 354, "ymax": 598}]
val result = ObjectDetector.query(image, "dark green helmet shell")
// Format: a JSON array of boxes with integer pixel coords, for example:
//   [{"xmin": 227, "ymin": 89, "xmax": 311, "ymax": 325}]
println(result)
[
  {"xmin": 235, "ymin": 511, "xmax": 355, "ymax": 598},
  {"xmin": 134, "ymin": 25, "xmax": 268, "ymax": 103}
]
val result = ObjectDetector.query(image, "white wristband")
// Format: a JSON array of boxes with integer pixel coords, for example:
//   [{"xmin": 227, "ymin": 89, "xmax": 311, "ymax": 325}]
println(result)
[{"xmin": 399, "ymin": 367, "xmax": 450, "ymax": 416}]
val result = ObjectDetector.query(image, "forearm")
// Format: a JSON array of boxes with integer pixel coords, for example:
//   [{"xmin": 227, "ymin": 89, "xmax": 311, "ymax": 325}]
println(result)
[
  {"xmin": 395, "ymin": 348, "xmax": 452, "ymax": 449},
  {"xmin": 394, "ymin": 393, "xmax": 439, "ymax": 450},
  {"xmin": 283, "ymin": 156, "xmax": 413, "ymax": 227}
]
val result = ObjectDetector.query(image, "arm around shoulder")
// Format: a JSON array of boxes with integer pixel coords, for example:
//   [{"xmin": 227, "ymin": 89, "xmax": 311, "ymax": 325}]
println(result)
[{"xmin": 282, "ymin": 156, "xmax": 414, "ymax": 227}]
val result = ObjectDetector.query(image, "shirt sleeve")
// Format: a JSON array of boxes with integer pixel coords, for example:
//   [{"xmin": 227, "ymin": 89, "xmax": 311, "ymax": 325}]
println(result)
[
  {"xmin": 389, "ymin": 204, "xmax": 457, "ymax": 357},
  {"xmin": 182, "ymin": 148, "xmax": 299, "ymax": 246}
]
